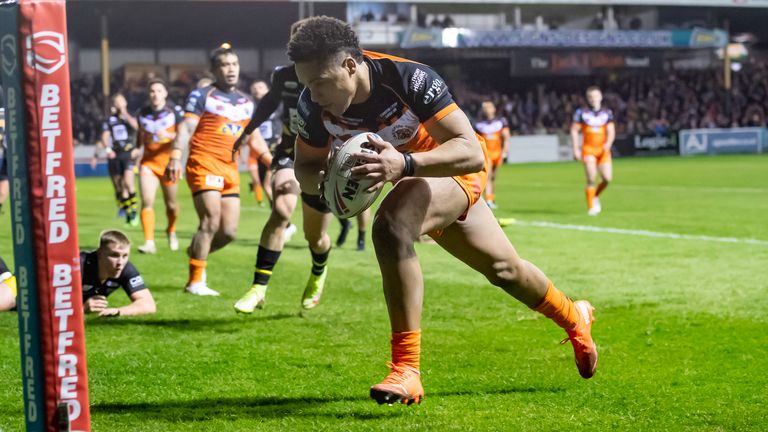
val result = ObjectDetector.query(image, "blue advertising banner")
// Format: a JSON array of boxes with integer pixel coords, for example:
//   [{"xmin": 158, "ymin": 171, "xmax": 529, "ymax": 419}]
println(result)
[{"xmin": 679, "ymin": 128, "xmax": 766, "ymax": 156}]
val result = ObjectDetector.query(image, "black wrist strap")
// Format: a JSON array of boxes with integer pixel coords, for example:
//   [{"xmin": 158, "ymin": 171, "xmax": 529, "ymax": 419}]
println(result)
[{"xmin": 402, "ymin": 152, "xmax": 415, "ymax": 177}]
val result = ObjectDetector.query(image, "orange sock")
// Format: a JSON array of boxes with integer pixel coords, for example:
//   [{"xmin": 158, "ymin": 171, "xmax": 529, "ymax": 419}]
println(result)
[
  {"xmin": 255, "ymin": 185, "xmax": 264, "ymax": 203},
  {"xmin": 596, "ymin": 181, "xmax": 608, "ymax": 197},
  {"xmin": 392, "ymin": 329, "xmax": 421, "ymax": 370},
  {"xmin": 485, "ymin": 193, "xmax": 495, "ymax": 201},
  {"xmin": 141, "ymin": 208, "xmax": 155, "ymax": 241},
  {"xmin": 166, "ymin": 207, "xmax": 179, "ymax": 234},
  {"xmin": 534, "ymin": 281, "xmax": 580, "ymax": 331},
  {"xmin": 188, "ymin": 258, "xmax": 207, "ymax": 285},
  {"xmin": 585, "ymin": 186, "xmax": 596, "ymax": 209}
]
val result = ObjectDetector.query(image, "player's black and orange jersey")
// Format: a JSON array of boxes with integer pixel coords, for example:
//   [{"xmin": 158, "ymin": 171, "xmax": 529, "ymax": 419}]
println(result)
[
  {"xmin": 573, "ymin": 107, "xmax": 614, "ymax": 150},
  {"xmin": 184, "ymin": 85, "xmax": 254, "ymax": 163},
  {"xmin": 102, "ymin": 114, "xmax": 136, "ymax": 153},
  {"xmin": 137, "ymin": 104, "xmax": 183, "ymax": 163},
  {"xmin": 80, "ymin": 251, "xmax": 146, "ymax": 302},
  {"xmin": 297, "ymin": 51, "xmax": 457, "ymax": 153},
  {"xmin": 474, "ymin": 116, "xmax": 509, "ymax": 153}
]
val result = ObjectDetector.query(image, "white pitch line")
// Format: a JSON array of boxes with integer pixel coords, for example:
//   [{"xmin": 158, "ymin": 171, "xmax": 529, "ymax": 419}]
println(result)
[
  {"xmin": 516, "ymin": 181, "xmax": 768, "ymax": 194},
  {"xmin": 511, "ymin": 220, "xmax": 768, "ymax": 246}
]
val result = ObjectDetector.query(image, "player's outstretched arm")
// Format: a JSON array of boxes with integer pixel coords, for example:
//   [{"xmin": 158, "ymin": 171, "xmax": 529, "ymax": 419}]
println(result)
[
  {"xmin": 232, "ymin": 85, "xmax": 282, "ymax": 157},
  {"xmin": 100, "ymin": 289, "xmax": 156, "ymax": 317},
  {"xmin": 165, "ymin": 116, "xmax": 198, "ymax": 182},
  {"xmin": 411, "ymin": 109, "xmax": 485, "ymax": 177},
  {"xmin": 294, "ymin": 137, "xmax": 330, "ymax": 195}
]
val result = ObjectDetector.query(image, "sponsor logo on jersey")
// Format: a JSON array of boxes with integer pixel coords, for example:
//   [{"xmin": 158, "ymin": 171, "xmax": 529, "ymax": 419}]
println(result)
[
  {"xmin": 220, "ymin": 123, "xmax": 243, "ymax": 136},
  {"xmin": 410, "ymin": 69, "xmax": 427, "ymax": 93},
  {"xmin": 423, "ymin": 79, "xmax": 445, "ymax": 105},
  {"xmin": 129, "ymin": 275, "xmax": 143, "ymax": 287}
]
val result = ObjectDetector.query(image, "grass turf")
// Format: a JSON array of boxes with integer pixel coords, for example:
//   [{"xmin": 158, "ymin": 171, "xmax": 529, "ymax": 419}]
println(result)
[{"xmin": 0, "ymin": 154, "xmax": 767, "ymax": 431}]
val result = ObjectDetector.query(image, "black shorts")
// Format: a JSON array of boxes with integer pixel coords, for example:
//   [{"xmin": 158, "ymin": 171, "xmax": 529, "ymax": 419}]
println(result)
[
  {"xmin": 0, "ymin": 154, "xmax": 7, "ymax": 181},
  {"xmin": 108, "ymin": 152, "xmax": 135, "ymax": 177},
  {"xmin": 301, "ymin": 192, "xmax": 330, "ymax": 214},
  {"xmin": 271, "ymin": 134, "xmax": 296, "ymax": 172}
]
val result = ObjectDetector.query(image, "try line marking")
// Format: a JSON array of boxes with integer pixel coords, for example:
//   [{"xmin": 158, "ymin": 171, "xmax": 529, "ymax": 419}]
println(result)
[{"xmin": 506, "ymin": 220, "xmax": 768, "ymax": 246}]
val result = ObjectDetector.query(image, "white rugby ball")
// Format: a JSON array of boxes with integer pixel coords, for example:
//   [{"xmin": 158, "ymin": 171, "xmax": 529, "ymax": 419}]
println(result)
[{"xmin": 323, "ymin": 133, "xmax": 383, "ymax": 219}]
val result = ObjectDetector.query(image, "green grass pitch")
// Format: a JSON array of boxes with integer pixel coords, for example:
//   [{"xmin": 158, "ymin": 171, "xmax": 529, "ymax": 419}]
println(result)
[{"xmin": 0, "ymin": 154, "xmax": 766, "ymax": 431}]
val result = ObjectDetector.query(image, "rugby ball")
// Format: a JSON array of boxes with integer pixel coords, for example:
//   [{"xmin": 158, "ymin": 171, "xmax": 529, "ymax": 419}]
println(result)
[{"xmin": 322, "ymin": 133, "xmax": 383, "ymax": 219}]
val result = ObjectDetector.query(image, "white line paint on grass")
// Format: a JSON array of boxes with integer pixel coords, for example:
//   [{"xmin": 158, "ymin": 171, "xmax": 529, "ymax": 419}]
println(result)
[{"xmin": 511, "ymin": 220, "xmax": 768, "ymax": 246}]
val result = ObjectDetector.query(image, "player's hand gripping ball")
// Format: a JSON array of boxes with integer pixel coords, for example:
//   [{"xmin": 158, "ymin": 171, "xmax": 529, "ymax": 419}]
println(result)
[{"xmin": 322, "ymin": 133, "xmax": 384, "ymax": 218}]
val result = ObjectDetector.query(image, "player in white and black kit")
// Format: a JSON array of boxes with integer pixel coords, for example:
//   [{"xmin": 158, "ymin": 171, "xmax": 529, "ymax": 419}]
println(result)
[
  {"xmin": 93, "ymin": 94, "xmax": 139, "ymax": 225},
  {"xmin": 81, "ymin": 230, "xmax": 156, "ymax": 317}
]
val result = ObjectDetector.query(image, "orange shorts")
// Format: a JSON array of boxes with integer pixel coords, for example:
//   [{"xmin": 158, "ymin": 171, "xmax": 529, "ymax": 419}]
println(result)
[
  {"xmin": 435, "ymin": 136, "xmax": 489, "ymax": 236},
  {"xmin": 488, "ymin": 151, "xmax": 504, "ymax": 168},
  {"xmin": 582, "ymin": 147, "xmax": 612, "ymax": 165},
  {"xmin": 140, "ymin": 159, "xmax": 175, "ymax": 186},
  {"xmin": 186, "ymin": 157, "xmax": 240, "ymax": 196}
]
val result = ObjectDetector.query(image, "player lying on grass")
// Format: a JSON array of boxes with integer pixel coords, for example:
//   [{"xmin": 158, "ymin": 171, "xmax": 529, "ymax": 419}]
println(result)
[
  {"xmin": 289, "ymin": 16, "xmax": 598, "ymax": 406},
  {"xmin": 0, "ymin": 231, "xmax": 155, "ymax": 316}
]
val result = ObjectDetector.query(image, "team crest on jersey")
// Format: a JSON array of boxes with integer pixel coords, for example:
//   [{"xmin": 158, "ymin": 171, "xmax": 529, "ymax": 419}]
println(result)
[
  {"xmin": 220, "ymin": 123, "xmax": 243, "ymax": 136},
  {"xmin": 392, "ymin": 124, "xmax": 415, "ymax": 141}
]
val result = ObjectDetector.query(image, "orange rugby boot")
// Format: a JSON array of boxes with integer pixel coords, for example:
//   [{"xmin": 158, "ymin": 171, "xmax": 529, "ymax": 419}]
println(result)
[
  {"xmin": 561, "ymin": 300, "xmax": 598, "ymax": 378},
  {"xmin": 370, "ymin": 362, "xmax": 424, "ymax": 406}
]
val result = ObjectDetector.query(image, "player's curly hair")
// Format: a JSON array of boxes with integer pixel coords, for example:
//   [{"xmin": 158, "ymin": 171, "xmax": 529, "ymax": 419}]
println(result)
[{"xmin": 287, "ymin": 16, "xmax": 363, "ymax": 65}]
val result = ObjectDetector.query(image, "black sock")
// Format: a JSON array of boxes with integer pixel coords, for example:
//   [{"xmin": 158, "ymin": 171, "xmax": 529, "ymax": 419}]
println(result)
[
  {"xmin": 129, "ymin": 193, "xmax": 138, "ymax": 214},
  {"xmin": 357, "ymin": 230, "xmax": 365, "ymax": 244},
  {"xmin": 310, "ymin": 247, "xmax": 330, "ymax": 276},
  {"xmin": 253, "ymin": 246, "xmax": 281, "ymax": 285},
  {"xmin": 121, "ymin": 198, "xmax": 132, "ymax": 221}
]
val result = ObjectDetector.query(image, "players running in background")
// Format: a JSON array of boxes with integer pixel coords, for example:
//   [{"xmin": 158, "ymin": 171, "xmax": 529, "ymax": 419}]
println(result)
[
  {"xmin": 473, "ymin": 100, "xmax": 510, "ymax": 209},
  {"xmin": 93, "ymin": 93, "xmax": 140, "ymax": 225},
  {"xmin": 166, "ymin": 44, "xmax": 268, "ymax": 297},
  {"xmin": 289, "ymin": 16, "xmax": 598, "ymax": 405},
  {"xmin": 232, "ymin": 20, "xmax": 335, "ymax": 313},
  {"xmin": 135, "ymin": 79, "xmax": 183, "ymax": 254},
  {"xmin": 570, "ymin": 86, "xmax": 615, "ymax": 216}
]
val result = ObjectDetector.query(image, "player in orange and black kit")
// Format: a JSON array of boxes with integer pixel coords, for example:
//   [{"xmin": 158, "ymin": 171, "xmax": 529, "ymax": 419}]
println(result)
[
  {"xmin": 135, "ymin": 79, "xmax": 183, "ymax": 254},
  {"xmin": 570, "ymin": 86, "xmax": 615, "ymax": 216},
  {"xmin": 473, "ymin": 100, "xmax": 510, "ymax": 209},
  {"xmin": 165, "ymin": 45, "xmax": 270, "ymax": 296},
  {"xmin": 289, "ymin": 17, "xmax": 598, "ymax": 405}
]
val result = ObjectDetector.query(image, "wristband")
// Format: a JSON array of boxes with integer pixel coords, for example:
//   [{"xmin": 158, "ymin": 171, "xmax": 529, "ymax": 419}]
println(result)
[
  {"xmin": 402, "ymin": 152, "xmax": 415, "ymax": 177},
  {"xmin": 170, "ymin": 148, "xmax": 182, "ymax": 160}
]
